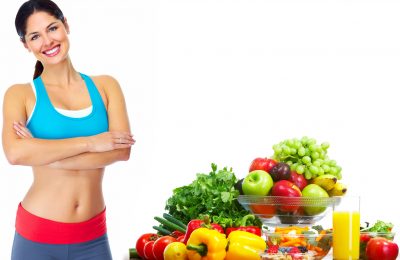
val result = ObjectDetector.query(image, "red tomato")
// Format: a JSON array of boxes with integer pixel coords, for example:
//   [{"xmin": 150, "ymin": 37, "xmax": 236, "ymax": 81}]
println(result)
[
  {"xmin": 144, "ymin": 240, "xmax": 157, "ymax": 260},
  {"xmin": 135, "ymin": 233, "xmax": 159, "ymax": 258},
  {"xmin": 366, "ymin": 237, "xmax": 399, "ymax": 260},
  {"xmin": 152, "ymin": 236, "xmax": 177, "ymax": 260}
]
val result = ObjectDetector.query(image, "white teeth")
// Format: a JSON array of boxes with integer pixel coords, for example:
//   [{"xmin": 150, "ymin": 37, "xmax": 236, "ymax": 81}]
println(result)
[{"xmin": 44, "ymin": 46, "xmax": 59, "ymax": 55}]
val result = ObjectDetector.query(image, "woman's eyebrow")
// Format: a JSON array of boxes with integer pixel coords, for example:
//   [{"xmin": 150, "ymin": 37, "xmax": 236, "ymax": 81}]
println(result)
[{"xmin": 27, "ymin": 22, "xmax": 59, "ymax": 36}]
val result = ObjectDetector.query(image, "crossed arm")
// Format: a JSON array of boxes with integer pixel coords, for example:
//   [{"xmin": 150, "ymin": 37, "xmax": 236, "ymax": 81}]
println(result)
[{"xmin": 2, "ymin": 76, "xmax": 134, "ymax": 170}]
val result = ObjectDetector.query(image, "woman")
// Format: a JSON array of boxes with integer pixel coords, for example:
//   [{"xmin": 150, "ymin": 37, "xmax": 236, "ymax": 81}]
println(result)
[{"xmin": 2, "ymin": 0, "xmax": 135, "ymax": 259}]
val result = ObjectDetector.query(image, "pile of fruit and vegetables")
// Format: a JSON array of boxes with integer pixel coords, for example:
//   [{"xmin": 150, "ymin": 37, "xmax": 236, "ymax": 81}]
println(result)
[
  {"xmin": 128, "ymin": 136, "xmax": 399, "ymax": 260},
  {"xmin": 130, "ymin": 163, "xmax": 265, "ymax": 260}
]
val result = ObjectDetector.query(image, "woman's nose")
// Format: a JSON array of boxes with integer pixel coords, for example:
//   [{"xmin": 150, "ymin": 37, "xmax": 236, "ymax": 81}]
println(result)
[{"xmin": 42, "ymin": 34, "xmax": 53, "ymax": 47}]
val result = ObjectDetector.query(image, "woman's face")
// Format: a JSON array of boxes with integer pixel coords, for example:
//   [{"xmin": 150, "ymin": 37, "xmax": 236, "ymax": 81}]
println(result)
[{"xmin": 23, "ymin": 11, "xmax": 70, "ymax": 66}]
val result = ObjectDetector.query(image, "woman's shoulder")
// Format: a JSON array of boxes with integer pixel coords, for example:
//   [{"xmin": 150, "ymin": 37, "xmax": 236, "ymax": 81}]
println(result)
[
  {"xmin": 90, "ymin": 74, "xmax": 123, "ymax": 94},
  {"xmin": 90, "ymin": 75, "xmax": 120, "ymax": 87},
  {"xmin": 3, "ymin": 82, "xmax": 33, "ymax": 100}
]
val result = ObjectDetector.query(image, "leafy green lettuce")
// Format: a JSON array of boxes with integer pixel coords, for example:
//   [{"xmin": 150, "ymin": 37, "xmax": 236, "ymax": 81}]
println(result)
[
  {"xmin": 361, "ymin": 220, "xmax": 394, "ymax": 232},
  {"xmin": 165, "ymin": 163, "xmax": 261, "ymax": 228}
]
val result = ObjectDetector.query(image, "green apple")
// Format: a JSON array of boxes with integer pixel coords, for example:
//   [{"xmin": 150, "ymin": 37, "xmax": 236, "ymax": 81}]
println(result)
[
  {"xmin": 302, "ymin": 184, "xmax": 329, "ymax": 215},
  {"xmin": 242, "ymin": 170, "xmax": 274, "ymax": 196}
]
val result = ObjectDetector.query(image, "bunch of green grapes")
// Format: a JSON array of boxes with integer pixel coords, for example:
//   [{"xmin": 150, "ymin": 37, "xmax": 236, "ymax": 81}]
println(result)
[{"xmin": 271, "ymin": 136, "xmax": 342, "ymax": 180}]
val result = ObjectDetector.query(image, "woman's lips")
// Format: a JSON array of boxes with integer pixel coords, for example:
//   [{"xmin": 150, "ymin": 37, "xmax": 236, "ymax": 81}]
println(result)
[{"xmin": 43, "ymin": 45, "xmax": 61, "ymax": 57}]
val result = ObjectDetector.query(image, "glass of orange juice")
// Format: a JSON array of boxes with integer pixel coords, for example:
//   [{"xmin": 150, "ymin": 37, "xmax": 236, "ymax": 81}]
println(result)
[{"xmin": 332, "ymin": 196, "xmax": 360, "ymax": 260}]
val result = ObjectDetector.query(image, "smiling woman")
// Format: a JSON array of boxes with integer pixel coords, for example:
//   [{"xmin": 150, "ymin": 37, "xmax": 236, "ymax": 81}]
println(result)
[{"xmin": 2, "ymin": 0, "xmax": 135, "ymax": 259}]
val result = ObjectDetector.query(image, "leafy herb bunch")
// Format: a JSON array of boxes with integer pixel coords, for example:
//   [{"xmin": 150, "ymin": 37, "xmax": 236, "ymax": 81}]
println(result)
[{"xmin": 165, "ymin": 163, "xmax": 261, "ymax": 228}]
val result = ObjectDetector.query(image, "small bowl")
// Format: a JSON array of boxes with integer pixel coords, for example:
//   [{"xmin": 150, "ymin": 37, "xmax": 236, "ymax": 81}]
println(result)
[
  {"xmin": 262, "ymin": 227, "xmax": 333, "ymax": 260},
  {"xmin": 238, "ymin": 195, "xmax": 339, "ymax": 225},
  {"xmin": 359, "ymin": 231, "xmax": 396, "ymax": 260}
]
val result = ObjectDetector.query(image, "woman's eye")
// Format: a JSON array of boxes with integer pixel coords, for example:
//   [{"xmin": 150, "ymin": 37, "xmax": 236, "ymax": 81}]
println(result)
[
  {"xmin": 49, "ymin": 26, "xmax": 58, "ymax": 32},
  {"xmin": 31, "ymin": 35, "xmax": 39, "ymax": 41}
]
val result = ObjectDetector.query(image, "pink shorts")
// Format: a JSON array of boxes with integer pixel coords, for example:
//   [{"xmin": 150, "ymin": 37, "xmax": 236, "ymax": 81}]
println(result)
[{"xmin": 15, "ymin": 203, "xmax": 107, "ymax": 244}]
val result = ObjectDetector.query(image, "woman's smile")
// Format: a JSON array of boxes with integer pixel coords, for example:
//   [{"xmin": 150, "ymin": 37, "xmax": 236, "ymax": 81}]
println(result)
[{"xmin": 43, "ymin": 44, "xmax": 61, "ymax": 57}]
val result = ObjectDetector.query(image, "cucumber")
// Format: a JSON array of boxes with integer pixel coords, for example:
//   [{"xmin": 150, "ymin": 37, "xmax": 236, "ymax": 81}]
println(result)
[
  {"xmin": 152, "ymin": 225, "xmax": 171, "ymax": 236},
  {"xmin": 163, "ymin": 213, "xmax": 187, "ymax": 230},
  {"xmin": 154, "ymin": 216, "xmax": 186, "ymax": 233},
  {"xmin": 129, "ymin": 248, "xmax": 141, "ymax": 259}
]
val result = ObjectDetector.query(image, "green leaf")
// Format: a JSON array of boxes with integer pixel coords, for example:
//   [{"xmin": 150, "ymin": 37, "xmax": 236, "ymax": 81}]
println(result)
[{"xmin": 220, "ymin": 192, "xmax": 230, "ymax": 203}]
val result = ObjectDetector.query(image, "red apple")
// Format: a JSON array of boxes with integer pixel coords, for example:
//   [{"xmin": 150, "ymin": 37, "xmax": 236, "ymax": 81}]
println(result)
[
  {"xmin": 366, "ymin": 237, "xmax": 399, "ymax": 260},
  {"xmin": 249, "ymin": 157, "xmax": 277, "ymax": 173},
  {"xmin": 271, "ymin": 180, "xmax": 302, "ymax": 212},
  {"xmin": 288, "ymin": 171, "xmax": 308, "ymax": 191}
]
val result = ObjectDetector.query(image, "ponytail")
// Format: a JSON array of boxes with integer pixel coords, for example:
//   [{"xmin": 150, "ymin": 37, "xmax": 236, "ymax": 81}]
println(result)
[{"xmin": 33, "ymin": 60, "xmax": 44, "ymax": 79}]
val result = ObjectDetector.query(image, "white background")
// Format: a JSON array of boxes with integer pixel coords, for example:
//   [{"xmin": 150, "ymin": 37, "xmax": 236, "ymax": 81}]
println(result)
[{"xmin": 1, "ymin": 0, "xmax": 400, "ymax": 259}]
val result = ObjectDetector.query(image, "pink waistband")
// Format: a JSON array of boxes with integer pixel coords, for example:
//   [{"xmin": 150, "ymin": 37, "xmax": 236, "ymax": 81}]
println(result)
[{"xmin": 15, "ymin": 203, "xmax": 107, "ymax": 244}]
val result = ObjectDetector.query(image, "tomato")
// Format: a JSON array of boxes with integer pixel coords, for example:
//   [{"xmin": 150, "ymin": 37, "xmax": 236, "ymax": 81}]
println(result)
[
  {"xmin": 163, "ymin": 242, "xmax": 188, "ymax": 260},
  {"xmin": 152, "ymin": 236, "xmax": 177, "ymax": 260},
  {"xmin": 135, "ymin": 233, "xmax": 159, "ymax": 259},
  {"xmin": 144, "ymin": 240, "xmax": 157, "ymax": 260},
  {"xmin": 366, "ymin": 237, "xmax": 399, "ymax": 260}
]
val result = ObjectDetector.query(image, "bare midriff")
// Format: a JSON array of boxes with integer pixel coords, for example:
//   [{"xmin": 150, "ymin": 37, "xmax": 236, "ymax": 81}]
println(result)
[{"xmin": 21, "ymin": 166, "xmax": 105, "ymax": 223}]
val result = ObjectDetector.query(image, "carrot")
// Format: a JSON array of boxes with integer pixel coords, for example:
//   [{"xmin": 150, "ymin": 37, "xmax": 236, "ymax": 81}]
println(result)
[{"xmin": 281, "ymin": 238, "xmax": 304, "ymax": 247}]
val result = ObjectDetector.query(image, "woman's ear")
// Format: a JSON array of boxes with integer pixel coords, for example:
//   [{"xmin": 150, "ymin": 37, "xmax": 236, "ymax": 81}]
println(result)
[
  {"xmin": 64, "ymin": 17, "xmax": 70, "ymax": 34},
  {"xmin": 21, "ymin": 39, "xmax": 31, "ymax": 52}
]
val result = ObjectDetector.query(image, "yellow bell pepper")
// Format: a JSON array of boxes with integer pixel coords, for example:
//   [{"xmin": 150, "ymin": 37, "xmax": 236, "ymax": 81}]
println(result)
[
  {"xmin": 225, "ymin": 230, "xmax": 267, "ymax": 260},
  {"xmin": 186, "ymin": 227, "xmax": 227, "ymax": 260}
]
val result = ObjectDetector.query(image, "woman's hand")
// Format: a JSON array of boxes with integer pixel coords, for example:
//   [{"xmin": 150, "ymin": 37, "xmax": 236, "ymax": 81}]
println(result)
[
  {"xmin": 87, "ymin": 131, "xmax": 135, "ymax": 152},
  {"xmin": 13, "ymin": 121, "xmax": 33, "ymax": 139}
]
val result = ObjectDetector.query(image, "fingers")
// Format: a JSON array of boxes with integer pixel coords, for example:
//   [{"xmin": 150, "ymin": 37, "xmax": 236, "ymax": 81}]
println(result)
[
  {"xmin": 13, "ymin": 121, "xmax": 33, "ymax": 138},
  {"xmin": 111, "ymin": 131, "xmax": 135, "ymax": 145},
  {"xmin": 114, "ymin": 143, "xmax": 135, "ymax": 149},
  {"xmin": 114, "ymin": 136, "xmax": 136, "ymax": 145}
]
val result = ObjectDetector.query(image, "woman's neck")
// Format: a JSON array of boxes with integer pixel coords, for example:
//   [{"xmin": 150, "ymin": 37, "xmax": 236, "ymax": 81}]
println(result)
[{"xmin": 40, "ymin": 57, "xmax": 81, "ymax": 87}]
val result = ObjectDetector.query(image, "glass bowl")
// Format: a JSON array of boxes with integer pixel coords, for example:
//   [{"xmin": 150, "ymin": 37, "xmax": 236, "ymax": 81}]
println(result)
[
  {"xmin": 237, "ymin": 195, "xmax": 339, "ymax": 225},
  {"xmin": 359, "ymin": 231, "xmax": 396, "ymax": 260},
  {"xmin": 262, "ymin": 226, "xmax": 333, "ymax": 260}
]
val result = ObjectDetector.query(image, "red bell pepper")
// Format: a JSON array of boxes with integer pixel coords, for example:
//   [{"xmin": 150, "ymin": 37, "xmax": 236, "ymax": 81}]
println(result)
[
  {"xmin": 210, "ymin": 223, "xmax": 224, "ymax": 234},
  {"xmin": 225, "ymin": 226, "xmax": 262, "ymax": 236},
  {"xmin": 182, "ymin": 215, "xmax": 224, "ymax": 244},
  {"xmin": 225, "ymin": 214, "xmax": 262, "ymax": 236},
  {"xmin": 183, "ymin": 219, "xmax": 204, "ymax": 244}
]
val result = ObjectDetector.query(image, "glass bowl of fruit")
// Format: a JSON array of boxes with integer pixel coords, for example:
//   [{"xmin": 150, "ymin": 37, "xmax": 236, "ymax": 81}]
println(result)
[
  {"xmin": 261, "ymin": 226, "xmax": 333, "ymax": 260},
  {"xmin": 237, "ymin": 195, "xmax": 339, "ymax": 225},
  {"xmin": 359, "ymin": 220, "xmax": 396, "ymax": 260}
]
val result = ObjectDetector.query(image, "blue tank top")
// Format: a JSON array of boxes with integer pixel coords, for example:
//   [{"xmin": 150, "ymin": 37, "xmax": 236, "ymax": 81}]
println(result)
[{"xmin": 27, "ymin": 73, "xmax": 109, "ymax": 139}]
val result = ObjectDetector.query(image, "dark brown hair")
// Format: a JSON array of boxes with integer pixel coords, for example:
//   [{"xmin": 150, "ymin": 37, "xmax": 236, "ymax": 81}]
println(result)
[{"xmin": 15, "ymin": 0, "xmax": 65, "ymax": 79}]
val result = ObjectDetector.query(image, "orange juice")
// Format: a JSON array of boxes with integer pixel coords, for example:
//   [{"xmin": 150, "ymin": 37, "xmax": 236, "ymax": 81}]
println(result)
[{"xmin": 333, "ymin": 211, "xmax": 360, "ymax": 259}]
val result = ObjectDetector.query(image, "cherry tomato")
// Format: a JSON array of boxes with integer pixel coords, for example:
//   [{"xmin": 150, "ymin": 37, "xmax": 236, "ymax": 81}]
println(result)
[
  {"xmin": 135, "ymin": 233, "xmax": 159, "ymax": 259},
  {"xmin": 152, "ymin": 236, "xmax": 177, "ymax": 260},
  {"xmin": 144, "ymin": 240, "xmax": 157, "ymax": 260},
  {"xmin": 366, "ymin": 237, "xmax": 399, "ymax": 260},
  {"xmin": 163, "ymin": 242, "xmax": 188, "ymax": 260}
]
